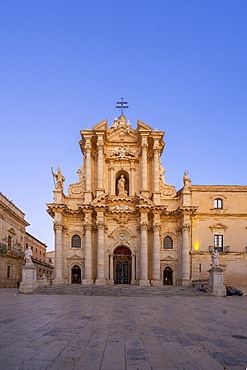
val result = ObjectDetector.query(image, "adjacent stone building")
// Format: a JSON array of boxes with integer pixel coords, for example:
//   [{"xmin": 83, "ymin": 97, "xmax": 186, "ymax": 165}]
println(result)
[
  {"xmin": 0, "ymin": 192, "xmax": 53, "ymax": 287},
  {"xmin": 47, "ymin": 114, "xmax": 247, "ymax": 290}
]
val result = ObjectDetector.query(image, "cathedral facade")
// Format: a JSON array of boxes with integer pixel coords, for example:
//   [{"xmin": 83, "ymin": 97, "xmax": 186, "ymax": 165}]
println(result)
[{"xmin": 47, "ymin": 114, "xmax": 247, "ymax": 290}]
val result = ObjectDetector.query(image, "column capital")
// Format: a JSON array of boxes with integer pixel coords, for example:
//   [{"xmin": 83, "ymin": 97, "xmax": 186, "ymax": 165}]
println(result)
[
  {"xmin": 53, "ymin": 220, "xmax": 64, "ymax": 231},
  {"xmin": 97, "ymin": 221, "xmax": 106, "ymax": 231},
  {"xmin": 84, "ymin": 222, "xmax": 92, "ymax": 232},
  {"xmin": 181, "ymin": 223, "xmax": 191, "ymax": 232},
  {"xmin": 139, "ymin": 221, "xmax": 148, "ymax": 231},
  {"xmin": 153, "ymin": 223, "xmax": 161, "ymax": 233}
]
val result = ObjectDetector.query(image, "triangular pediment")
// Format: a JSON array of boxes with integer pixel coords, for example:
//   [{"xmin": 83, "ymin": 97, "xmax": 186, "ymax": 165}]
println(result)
[
  {"xmin": 93, "ymin": 119, "xmax": 108, "ymax": 131},
  {"xmin": 106, "ymin": 127, "xmax": 137, "ymax": 143},
  {"xmin": 137, "ymin": 120, "xmax": 153, "ymax": 133},
  {"xmin": 66, "ymin": 254, "xmax": 83, "ymax": 260},
  {"xmin": 209, "ymin": 223, "xmax": 228, "ymax": 232}
]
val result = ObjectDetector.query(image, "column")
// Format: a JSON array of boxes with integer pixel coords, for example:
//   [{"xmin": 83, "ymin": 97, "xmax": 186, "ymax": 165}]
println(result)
[
  {"xmin": 141, "ymin": 138, "xmax": 149, "ymax": 197},
  {"xmin": 152, "ymin": 223, "xmax": 162, "ymax": 286},
  {"xmin": 84, "ymin": 140, "xmax": 92, "ymax": 202},
  {"xmin": 130, "ymin": 162, "xmax": 135, "ymax": 196},
  {"xmin": 181, "ymin": 223, "xmax": 191, "ymax": 286},
  {"xmin": 109, "ymin": 162, "xmax": 115, "ymax": 195},
  {"xmin": 109, "ymin": 254, "xmax": 114, "ymax": 284},
  {"xmin": 53, "ymin": 221, "xmax": 64, "ymax": 284},
  {"xmin": 131, "ymin": 254, "xmax": 136, "ymax": 284},
  {"xmin": 96, "ymin": 138, "xmax": 104, "ymax": 196},
  {"xmin": 83, "ymin": 222, "xmax": 93, "ymax": 285},
  {"xmin": 96, "ymin": 221, "xmax": 106, "ymax": 285},
  {"xmin": 139, "ymin": 219, "xmax": 149, "ymax": 286},
  {"xmin": 153, "ymin": 147, "xmax": 160, "ymax": 193}
]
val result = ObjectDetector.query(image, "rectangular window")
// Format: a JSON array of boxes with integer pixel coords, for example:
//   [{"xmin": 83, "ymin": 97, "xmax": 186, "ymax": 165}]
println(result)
[
  {"xmin": 214, "ymin": 198, "xmax": 223, "ymax": 209},
  {"xmin": 7, "ymin": 266, "xmax": 11, "ymax": 279},
  {"xmin": 214, "ymin": 235, "xmax": 223, "ymax": 252}
]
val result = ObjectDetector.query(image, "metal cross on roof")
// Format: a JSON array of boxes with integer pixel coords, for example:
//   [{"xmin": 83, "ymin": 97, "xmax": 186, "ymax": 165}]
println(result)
[{"xmin": 116, "ymin": 98, "xmax": 129, "ymax": 115}]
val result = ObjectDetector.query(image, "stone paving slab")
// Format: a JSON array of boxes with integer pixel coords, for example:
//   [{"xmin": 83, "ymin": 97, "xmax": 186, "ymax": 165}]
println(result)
[{"xmin": 0, "ymin": 288, "xmax": 246, "ymax": 369}]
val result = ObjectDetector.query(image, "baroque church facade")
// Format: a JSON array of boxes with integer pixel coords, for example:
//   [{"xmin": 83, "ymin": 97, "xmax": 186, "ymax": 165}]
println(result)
[{"xmin": 47, "ymin": 113, "xmax": 247, "ymax": 290}]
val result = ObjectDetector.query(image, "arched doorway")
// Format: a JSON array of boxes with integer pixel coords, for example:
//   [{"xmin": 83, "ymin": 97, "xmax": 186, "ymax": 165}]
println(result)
[
  {"xmin": 114, "ymin": 246, "xmax": 131, "ymax": 284},
  {"xmin": 71, "ymin": 265, "xmax": 81, "ymax": 284},
  {"xmin": 163, "ymin": 266, "xmax": 173, "ymax": 285}
]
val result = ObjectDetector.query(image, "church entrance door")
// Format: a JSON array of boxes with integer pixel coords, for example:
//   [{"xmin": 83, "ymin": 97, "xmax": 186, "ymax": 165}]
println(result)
[
  {"xmin": 163, "ymin": 266, "xmax": 173, "ymax": 285},
  {"xmin": 114, "ymin": 246, "xmax": 131, "ymax": 284},
  {"xmin": 71, "ymin": 265, "xmax": 81, "ymax": 284}
]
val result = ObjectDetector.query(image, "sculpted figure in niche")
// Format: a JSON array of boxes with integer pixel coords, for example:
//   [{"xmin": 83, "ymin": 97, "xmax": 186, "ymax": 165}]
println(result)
[
  {"xmin": 52, "ymin": 167, "xmax": 65, "ymax": 190},
  {"xmin": 24, "ymin": 246, "xmax": 33, "ymax": 266},
  {"xmin": 117, "ymin": 175, "xmax": 127, "ymax": 196},
  {"xmin": 212, "ymin": 249, "xmax": 219, "ymax": 267}
]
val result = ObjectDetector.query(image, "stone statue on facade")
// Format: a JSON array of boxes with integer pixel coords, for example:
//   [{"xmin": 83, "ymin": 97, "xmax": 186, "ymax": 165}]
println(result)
[
  {"xmin": 117, "ymin": 175, "xmax": 127, "ymax": 196},
  {"xmin": 183, "ymin": 170, "xmax": 192, "ymax": 188},
  {"xmin": 211, "ymin": 249, "xmax": 219, "ymax": 267},
  {"xmin": 24, "ymin": 246, "xmax": 33, "ymax": 266},
  {"xmin": 52, "ymin": 167, "xmax": 65, "ymax": 190}
]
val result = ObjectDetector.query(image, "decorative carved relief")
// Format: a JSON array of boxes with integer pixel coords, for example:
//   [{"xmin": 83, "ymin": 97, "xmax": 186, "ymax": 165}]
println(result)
[{"xmin": 68, "ymin": 165, "xmax": 85, "ymax": 196}]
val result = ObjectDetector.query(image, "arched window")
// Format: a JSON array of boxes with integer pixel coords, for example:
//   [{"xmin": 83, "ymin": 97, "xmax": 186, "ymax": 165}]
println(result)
[
  {"xmin": 163, "ymin": 236, "xmax": 173, "ymax": 249},
  {"xmin": 71, "ymin": 235, "xmax": 81, "ymax": 248},
  {"xmin": 214, "ymin": 198, "xmax": 223, "ymax": 209}
]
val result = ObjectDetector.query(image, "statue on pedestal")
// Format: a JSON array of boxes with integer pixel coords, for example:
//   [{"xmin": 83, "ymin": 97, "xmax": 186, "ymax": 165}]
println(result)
[
  {"xmin": 24, "ymin": 246, "xmax": 33, "ymax": 266},
  {"xmin": 211, "ymin": 250, "xmax": 219, "ymax": 267},
  {"xmin": 52, "ymin": 167, "xmax": 65, "ymax": 190},
  {"xmin": 117, "ymin": 175, "xmax": 127, "ymax": 196}
]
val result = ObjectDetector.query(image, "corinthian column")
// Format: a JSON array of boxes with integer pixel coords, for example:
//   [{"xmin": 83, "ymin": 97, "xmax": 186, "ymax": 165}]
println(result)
[
  {"xmin": 141, "ymin": 138, "xmax": 149, "ymax": 197},
  {"xmin": 139, "ymin": 221, "xmax": 150, "ymax": 286},
  {"xmin": 109, "ymin": 162, "xmax": 115, "ymax": 195},
  {"xmin": 96, "ymin": 221, "xmax": 106, "ymax": 285},
  {"xmin": 180, "ymin": 223, "xmax": 191, "ymax": 286},
  {"xmin": 85, "ymin": 140, "xmax": 92, "ymax": 202},
  {"xmin": 53, "ymin": 221, "xmax": 64, "ymax": 284},
  {"xmin": 96, "ymin": 138, "xmax": 104, "ymax": 197},
  {"xmin": 83, "ymin": 222, "xmax": 93, "ymax": 285},
  {"xmin": 152, "ymin": 223, "xmax": 162, "ymax": 286}
]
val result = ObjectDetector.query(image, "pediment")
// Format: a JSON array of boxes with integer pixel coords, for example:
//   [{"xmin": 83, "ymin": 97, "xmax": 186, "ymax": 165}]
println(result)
[
  {"xmin": 135, "ymin": 194, "xmax": 154, "ymax": 208},
  {"xmin": 209, "ymin": 223, "xmax": 228, "ymax": 232},
  {"xmin": 66, "ymin": 254, "xmax": 83, "ymax": 260},
  {"xmin": 93, "ymin": 119, "xmax": 108, "ymax": 131},
  {"xmin": 137, "ymin": 120, "xmax": 153, "ymax": 133},
  {"xmin": 106, "ymin": 127, "xmax": 137, "ymax": 143}
]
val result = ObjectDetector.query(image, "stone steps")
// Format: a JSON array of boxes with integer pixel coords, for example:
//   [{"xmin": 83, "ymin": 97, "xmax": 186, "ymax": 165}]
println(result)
[{"xmin": 33, "ymin": 284, "xmax": 205, "ymax": 297}]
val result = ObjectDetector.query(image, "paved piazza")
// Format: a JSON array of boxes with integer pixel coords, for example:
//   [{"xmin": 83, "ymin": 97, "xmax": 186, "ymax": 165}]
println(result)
[{"xmin": 0, "ymin": 289, "xmax": 246, "ymax": 370}]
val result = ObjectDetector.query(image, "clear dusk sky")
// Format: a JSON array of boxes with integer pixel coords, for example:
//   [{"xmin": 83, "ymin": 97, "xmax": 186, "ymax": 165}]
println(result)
[{"xmin": 1, "ymin": 1, "xmax": 247, "ymax": 250}]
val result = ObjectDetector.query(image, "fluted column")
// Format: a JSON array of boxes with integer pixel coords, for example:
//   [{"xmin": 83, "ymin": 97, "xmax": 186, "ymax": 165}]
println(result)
[
  {"xmin": 131, "ymin": 254, "xmax": 136, "ymax": 284},
  {"xmin": 181, "ymin": 223, "xmax": 191, "ymax": 286},
  {"xmin": 85, "ymin": 140, "xmax": 92, "ymax": 202},
  {"xmin": 130, "ymin": 162, "xmax": 135, "ymax": 196},
  {"xmin": 152, "ymin": 223, "xmax": 162, "ymax": 285},
  {"xmin": 153, "ymin": 147, "xmax": 160, "ymax": 193},
  {"xmin": 109, "ymin": 254, "xmax": 114, "ymax": 283},
  {"xmin": 96, "ymin": 138, "xmax": 104, "ymax": 196},
  {"xmin": 53, "ymin": 221, "xmax": 64, "ymax": 284},
  {"xmin": 141, "ymin": 138, "xmax": 149, "ymax": 197},
  {"xmin": 83, "ymin": 222, "xmax": 93, "ymax": 285},
  {"xmin": 109, "ymin": 162, "xmax": 115, "ymax": 195},
  {"xmin": 139, "ymin": 220, "xmax": 149, "ymax": 286},
  {"xmin": 96, "ymin": 221, "xmax": 106, "ymax": 285}
]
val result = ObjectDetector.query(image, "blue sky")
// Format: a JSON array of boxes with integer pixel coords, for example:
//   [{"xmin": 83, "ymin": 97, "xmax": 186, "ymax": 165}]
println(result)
[{"xmin": 1, "ymin": 1, "xmax": 247, "ymax": 250}]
